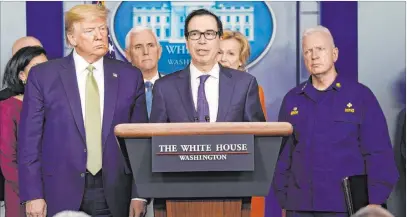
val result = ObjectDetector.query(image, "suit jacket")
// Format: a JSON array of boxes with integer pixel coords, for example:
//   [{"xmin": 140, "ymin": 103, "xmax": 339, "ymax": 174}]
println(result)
[
  {"xmin": 150, "ymin": 64, "xmax": 265, "ymax": 123},
  {"xmin": 17, "ymin": 53, "xmax": 148, "ymax": 217}
]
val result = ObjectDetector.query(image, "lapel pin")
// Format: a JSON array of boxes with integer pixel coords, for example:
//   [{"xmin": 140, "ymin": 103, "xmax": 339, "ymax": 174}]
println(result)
[{"xmin": 113, "ymin": 73, "xmax": 118, "ymax": 78}]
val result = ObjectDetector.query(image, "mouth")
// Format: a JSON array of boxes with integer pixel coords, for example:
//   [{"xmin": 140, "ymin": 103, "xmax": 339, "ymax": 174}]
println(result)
[
  {"xmin": 95, "ymin": 45, "xmax": 106, "ymax": 49},
  {"xmin": 196, "ymin": 49, "xmax": 209, "ymax": 56}
]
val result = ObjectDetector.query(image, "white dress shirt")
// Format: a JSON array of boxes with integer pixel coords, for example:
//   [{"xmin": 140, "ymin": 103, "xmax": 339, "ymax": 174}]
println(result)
[
  {"xmin": 73, "ymin": 49, "xmax": 104, "ymax": 123},
  {"xmin": 143, "ymin": 72, "xmax": 160, "ymax": 88},
  {"xmin": 190, "ymin": 63, "xmax": 219, "ymax": 123},
  {"xmin": 73, "ymin": 51, "xmax": 146, "ymax": 202}
]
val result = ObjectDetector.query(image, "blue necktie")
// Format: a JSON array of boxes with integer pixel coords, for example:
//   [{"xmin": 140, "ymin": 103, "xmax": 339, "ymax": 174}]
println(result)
[
  {"xmin": 197, "ymin": 75, "xmax": 210, "ymax": 122},
  {"xmin": 145, "ymin": 81, "xmax": 153, "ymax": 118}
]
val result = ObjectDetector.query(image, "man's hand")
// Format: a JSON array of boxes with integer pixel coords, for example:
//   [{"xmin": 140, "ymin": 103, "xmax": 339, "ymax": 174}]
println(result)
[
  {"xmin": 282, "ymin": 209, "xmax": 286, "ymax": 217},
  {"xmin": 129, "ymin": 200, "xmax": 147, "ymax": 217},
  {"xmin": 26, "ymin": 199, "xmax": 47, "ymax": 217}
]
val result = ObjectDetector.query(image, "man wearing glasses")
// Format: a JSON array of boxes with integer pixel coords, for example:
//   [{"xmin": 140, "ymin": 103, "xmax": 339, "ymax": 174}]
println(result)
[{"xmin": 150, "ymin": 9, "xmax": 265, "ymax": 123}]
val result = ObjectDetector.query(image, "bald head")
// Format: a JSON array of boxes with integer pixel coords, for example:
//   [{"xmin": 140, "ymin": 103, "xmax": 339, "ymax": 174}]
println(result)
[
  {"xmin": 352, "ymin": 206, "xmax": 394, "ymax": 217},
  {"xmin": 12, "ymin": 36, "xmax": 43, "ymax": 55}
]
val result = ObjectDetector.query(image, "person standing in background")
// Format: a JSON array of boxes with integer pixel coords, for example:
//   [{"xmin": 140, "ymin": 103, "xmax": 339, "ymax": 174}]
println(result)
[
  {"xmin": 125, "ymin": 26, "xmax": 164, "ymax": 119},
  {"xmin": 0, "ymin": 46, "xmax": 48, "ymax": 217}
]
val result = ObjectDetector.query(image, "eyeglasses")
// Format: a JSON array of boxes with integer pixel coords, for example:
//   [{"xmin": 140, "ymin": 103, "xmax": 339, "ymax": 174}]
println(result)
[{"xmin": 186, "ymin": 30, "xmax": 219, "ymax": 40}]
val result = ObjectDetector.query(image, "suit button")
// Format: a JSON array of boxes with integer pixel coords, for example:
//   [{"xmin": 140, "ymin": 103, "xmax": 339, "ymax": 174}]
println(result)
[{"xmin": 81, "ymin": 173, "xmax": 85, "ymax": 177}]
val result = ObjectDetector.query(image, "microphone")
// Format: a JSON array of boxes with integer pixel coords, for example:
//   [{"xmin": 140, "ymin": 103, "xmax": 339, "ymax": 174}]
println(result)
[
  {"xmin": 194, "ymin": 117, "xmax": 199, "ymax": 122},
  {"xmin": 205, "ymin": 115, "xmax": 210, "ymax": 122}
]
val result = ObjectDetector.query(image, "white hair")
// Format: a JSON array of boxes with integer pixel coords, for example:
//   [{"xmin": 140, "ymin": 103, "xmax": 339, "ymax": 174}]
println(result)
[
  {"xmin": 125, "ymin": 26, "xmax": 160, "ymax": 49},
  {"xmin": 351, "ymin": 206, "xmax": 394, "ymax": 217},
  {"xmin": 52, "ymin": 210, "xmax": 91, "ymax": 217},
  {"xmin": 302, "ymin": 25, "xmax": 336, "ymax": 47}
]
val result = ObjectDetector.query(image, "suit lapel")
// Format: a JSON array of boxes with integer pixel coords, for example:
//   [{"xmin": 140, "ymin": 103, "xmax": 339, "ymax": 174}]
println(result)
[
  {"xmin": 176, "ymin": 68, "xmax": 196, "ymax": 122},
  {"xmin": 101, "ymin": 58, "xmax": 119, "ymax": 149},
  {"xmin": 216, "ymin": 66, "xmax": 234, "ymax": 122},
  {"xmin": 58, "ymin": 54, "xmax": 86, "ymax": 143}
]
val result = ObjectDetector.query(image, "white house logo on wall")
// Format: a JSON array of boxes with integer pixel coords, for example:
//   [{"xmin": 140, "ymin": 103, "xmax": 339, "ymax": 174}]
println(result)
[{"xmin": 111, "ymin": 1, "xmax": 276, "ymax": 74}]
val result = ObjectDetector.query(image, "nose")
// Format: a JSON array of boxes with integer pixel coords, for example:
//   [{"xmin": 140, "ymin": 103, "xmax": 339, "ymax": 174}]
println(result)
[
  {"xmin": 142, "ymin": 46, "xmax": 149, "ymax": 55},
  {"xmin": 311, "ymin": 49, "xmax": 319, "ymax": 60},
  {"xmin": 94, "ymin": 29, "xmax": 102, "ymax": 40},
  {"xmin": 198, "ymin": 35, "xmax": 207, "ymax": 44},
  {"xmin": 220, "ymin": 53, "xmax": 227, "ymax": 62}
]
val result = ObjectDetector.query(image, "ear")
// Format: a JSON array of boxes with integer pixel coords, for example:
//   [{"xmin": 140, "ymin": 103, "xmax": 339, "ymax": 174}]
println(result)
[
  {"xmin": 332, "ymin": 47, "xmax": 339, "ymax": 63},
  {"xmin": 66, "ymin": 30, "xmax": 77, "ymax": 47},
  {"xmin": 124, "ymin": 49, "xmax": 132, "ymax": 63},
  {"xmin": 157, "ymin": 45, "xmax": 163, "ymax": 60},
  {"xmin": 18, "ymin": 71, "xmax": 27, "ymax": 83}
]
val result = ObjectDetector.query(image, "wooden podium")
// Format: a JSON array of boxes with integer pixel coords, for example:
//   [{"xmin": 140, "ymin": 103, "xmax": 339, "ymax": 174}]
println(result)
[{"xmin": 115, "ymin": 122, "xmax": 292, "ymax": 217}]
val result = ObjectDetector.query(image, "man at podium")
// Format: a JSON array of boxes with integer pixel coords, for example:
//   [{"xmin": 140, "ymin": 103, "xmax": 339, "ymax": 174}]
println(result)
[
  {"xmin": 149, "ymin": 9, "xmax": 265, "ymax": 123},
  {"xmin": 273, "ymin": 26, "xmax": 399, "ymax": 217}
]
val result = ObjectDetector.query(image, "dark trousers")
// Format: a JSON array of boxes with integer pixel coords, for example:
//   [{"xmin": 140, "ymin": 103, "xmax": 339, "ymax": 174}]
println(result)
[
  {"xmin": 79, "ymin": 170, "xmax": 112, "ymax": 217},
  {"xmin": 286, "ymin": 211, "xmax": 349, "ymax": 217}
]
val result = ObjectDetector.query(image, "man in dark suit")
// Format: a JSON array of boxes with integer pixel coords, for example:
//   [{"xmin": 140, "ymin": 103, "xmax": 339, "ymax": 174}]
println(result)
[
  {"xmin": 150, "ymin": 9, "xmax": 265, "ymax": 123},
  {"xmin": 17, "ymin": 4, "xmax": 148, "ymax": 217},
  {"xmin": 125, "ymin": 26, "xmax": 164, "ymax": 119}
]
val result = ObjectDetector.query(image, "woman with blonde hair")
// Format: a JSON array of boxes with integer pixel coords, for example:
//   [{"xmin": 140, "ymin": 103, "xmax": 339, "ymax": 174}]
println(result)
[
  {"xmin": 217, "ymin": 30, "xmax": 267, "ymax": 217},
  {"xmin": 217, "ymin": 30, "xmax": 267, "ymax": 120}
]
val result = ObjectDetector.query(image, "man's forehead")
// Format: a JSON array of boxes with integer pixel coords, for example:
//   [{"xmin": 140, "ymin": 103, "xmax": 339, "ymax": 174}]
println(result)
[
  {"xmin": 131, "ymin": 31, "xmax": 157, "ymax": 44},
  {"xmin": 78, "ymin": 18, "xmax": 106, "ymax": 27},
  {"xmin": 303, "ymin": 35, "xmax": 331, "ymax": 48},
  {"xmin": 188, "ymin": 15, "xmax": 218, "ymax": 31}
]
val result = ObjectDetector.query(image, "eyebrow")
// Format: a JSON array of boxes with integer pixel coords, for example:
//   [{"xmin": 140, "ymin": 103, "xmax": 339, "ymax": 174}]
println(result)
[{"xmin": 134, "ymin": 42, "xmax": 156, "ymax": 46}]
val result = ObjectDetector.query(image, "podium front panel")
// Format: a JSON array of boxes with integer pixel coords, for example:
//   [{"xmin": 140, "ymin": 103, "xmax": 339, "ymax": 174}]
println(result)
[{"xmin": 124, "ymin": 136, "xmax": 282, "ymax": 198}]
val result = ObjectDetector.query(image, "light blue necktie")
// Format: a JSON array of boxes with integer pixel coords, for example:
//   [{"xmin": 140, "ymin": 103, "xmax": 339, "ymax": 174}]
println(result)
[{"xmin": 145, "ymin": 81, "xmax": 153, "ymax": 118}]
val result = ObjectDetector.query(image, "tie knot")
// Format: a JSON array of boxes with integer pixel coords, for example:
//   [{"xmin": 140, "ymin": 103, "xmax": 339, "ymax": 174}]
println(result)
[
  {"xmin": 87, "ymin": 65, "xmax": 95, "ymax": 74},
  {"xmin": 199, "ymin": 75, "xmax": 210, "ymax": 84},
  {"xmin": 145, "ymin": 81, "xmax": 153, "ymax": 90}
]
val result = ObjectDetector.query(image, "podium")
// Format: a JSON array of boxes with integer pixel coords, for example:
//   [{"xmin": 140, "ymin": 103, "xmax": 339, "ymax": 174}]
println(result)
[{"xmin": 115, "ymin": 122, "xmax": 292, "ymax": 217}]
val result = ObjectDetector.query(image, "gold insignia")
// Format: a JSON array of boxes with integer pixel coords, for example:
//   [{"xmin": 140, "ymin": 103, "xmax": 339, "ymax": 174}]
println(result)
[
  {"xmin": 345, "ymin": 102, "xmax": 355, "ymax": 113},
  {"xmin": 113, "ymin": 73, "xmax": 118, "ymax": 78},
  {"xmin": 336, "ymin": 83, "xmax": 341, "ymax": 88},
  {"xmin": 290, "ymin": 107, "xmax": 299, "ymax": 116}
]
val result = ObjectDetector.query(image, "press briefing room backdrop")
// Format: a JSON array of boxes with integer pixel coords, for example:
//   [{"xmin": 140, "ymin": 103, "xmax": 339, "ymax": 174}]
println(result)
[{"xmin": 0, "ymin": 1, "xmax": 405, "ymax": 217}]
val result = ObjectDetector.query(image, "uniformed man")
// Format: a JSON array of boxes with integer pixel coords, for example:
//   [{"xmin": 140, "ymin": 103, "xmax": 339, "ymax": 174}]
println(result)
[{"xmin": 272, "ymin": 25, "xmax": 399, "ymax": 217}]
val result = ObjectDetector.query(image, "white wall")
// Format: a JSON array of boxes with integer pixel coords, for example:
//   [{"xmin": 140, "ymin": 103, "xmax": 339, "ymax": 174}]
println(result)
[
  {"xmin": 0, "ymin": 2, "xmax": 26, "ymax": 89},
  {"xmin": 358, "ymin": 2, "xmax": 406, "ymax": 217}
]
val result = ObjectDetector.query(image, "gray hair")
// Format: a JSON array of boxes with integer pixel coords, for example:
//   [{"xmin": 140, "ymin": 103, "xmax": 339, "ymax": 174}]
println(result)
[
  {"xmin": 302, "ymin": 25, "xmax": 336, "ymax": 47},
  {"xmin": 52, "ymin": 210, "xmax": 91, "ymax": 217},
  {"xmin": 125, "ymin": 26, "xmax": 160, "ymax": 49},
  {"xmin": 351, "ymin": 206, "xmax": 394, "ymax": 217}
]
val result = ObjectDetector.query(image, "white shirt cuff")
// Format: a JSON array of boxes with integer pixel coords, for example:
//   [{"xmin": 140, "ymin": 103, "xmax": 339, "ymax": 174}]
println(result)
[{"xmin": 132, "ymin": 198, "xmax": 147, "ymax": 202}]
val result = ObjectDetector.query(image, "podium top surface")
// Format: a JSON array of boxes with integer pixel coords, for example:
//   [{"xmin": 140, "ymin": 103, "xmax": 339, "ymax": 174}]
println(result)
[{"xmin": 115, "ymin": 122, "xmax": 293, "ymax": 138}]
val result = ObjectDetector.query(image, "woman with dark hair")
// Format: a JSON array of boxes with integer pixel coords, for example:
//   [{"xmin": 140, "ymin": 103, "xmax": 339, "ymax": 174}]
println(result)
[{"xmin": 0, "ymin": 46, "xmax": 47, "ymax": 217}]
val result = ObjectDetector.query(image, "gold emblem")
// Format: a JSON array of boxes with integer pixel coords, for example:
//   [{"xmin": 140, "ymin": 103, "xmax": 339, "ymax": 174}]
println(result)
[
  {"xmin": 345, "ymin": 102, "xmax": 355, "ymax": 113},
  {"xmin": 336, "ymin": 83, "xmax": 341, "ymax": 88},
  {"xmin": 290, "ymin": 107, "xmax": 299, "ymax": 116}
]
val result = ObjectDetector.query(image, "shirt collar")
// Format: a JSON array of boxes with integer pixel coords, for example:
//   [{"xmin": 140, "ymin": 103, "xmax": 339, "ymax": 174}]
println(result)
[
  {"xmin": 298, "ymin": 72, "xmax": 343, "ymax": 95},
  {"xmin": 144, "ymin": 72, "xmax": 160, "ymax": 85},
  {"xmin": 73, "ymin": 49, "xmax": 104, "ymax": 74},
  {"xmin": 190, "ymin": 62, "xmax": 220, "ymax": 80}
]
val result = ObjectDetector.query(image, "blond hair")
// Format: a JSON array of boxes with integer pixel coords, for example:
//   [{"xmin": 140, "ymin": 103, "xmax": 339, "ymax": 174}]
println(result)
[
  {"xmin": 64, "ymin": 4, "xmax": 109, "ymax": 45},
  {"xmin": 221, "ymin": 30, "xmax": 251, "ymax": 71}
]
